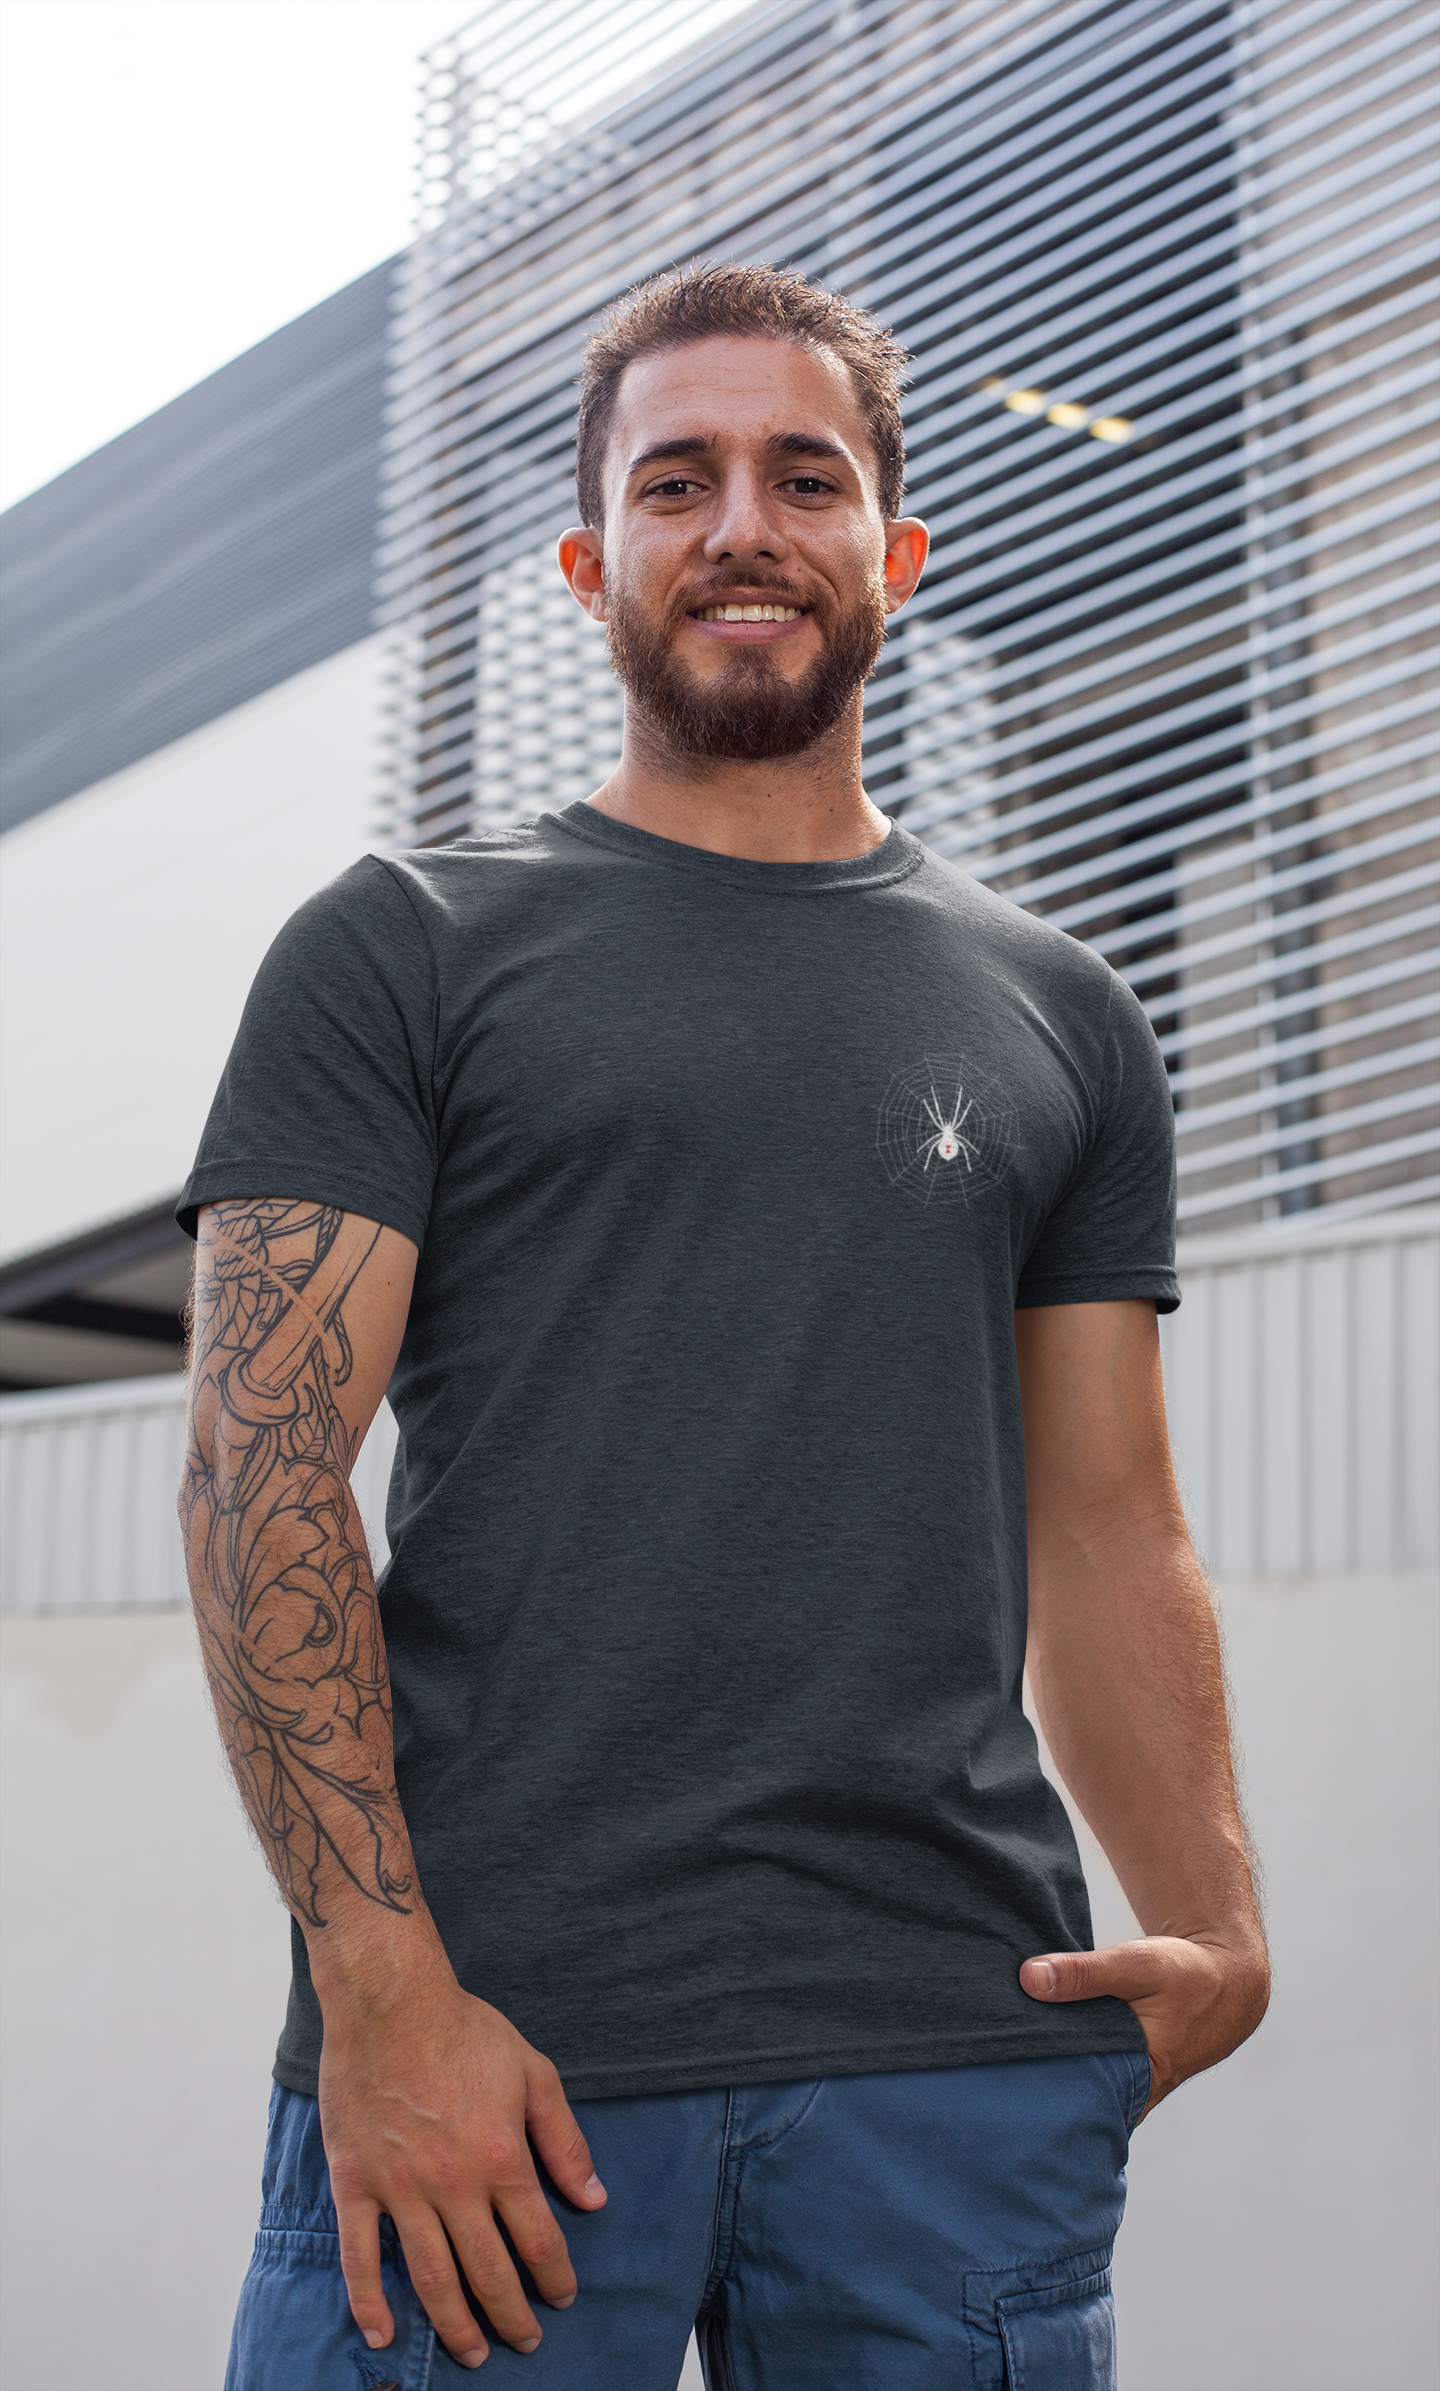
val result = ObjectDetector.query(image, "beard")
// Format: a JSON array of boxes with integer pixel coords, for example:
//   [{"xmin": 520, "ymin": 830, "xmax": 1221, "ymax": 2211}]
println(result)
[{"xmin": 605, "ymin": 572, "xmax": 888, "ymax": 762}]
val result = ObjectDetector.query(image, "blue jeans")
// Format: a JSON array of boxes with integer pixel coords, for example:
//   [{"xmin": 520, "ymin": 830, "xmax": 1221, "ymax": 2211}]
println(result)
[{"xmin": 227, "ymin": 2052, "xmax": 1149, "ymax": 2389}]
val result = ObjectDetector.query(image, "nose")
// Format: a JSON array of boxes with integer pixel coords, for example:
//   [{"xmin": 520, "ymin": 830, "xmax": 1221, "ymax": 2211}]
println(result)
[{"xmin": 702, "ymin": 467, "xmax": 791, "ymax": 567}]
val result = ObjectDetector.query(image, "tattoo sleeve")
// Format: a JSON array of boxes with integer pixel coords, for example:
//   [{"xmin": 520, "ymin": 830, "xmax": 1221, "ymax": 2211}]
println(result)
[{"xmin": 180, "ymin": 1200, "xmax": 415, "ymax": 1929}]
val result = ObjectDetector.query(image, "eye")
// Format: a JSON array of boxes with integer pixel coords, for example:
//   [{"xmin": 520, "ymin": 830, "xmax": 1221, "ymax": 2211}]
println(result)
[
  {"xmin": 782, "ymin": 474, "xmax": 836, "ymax": 499},
  {"xmin": 644, "ymin": 475, "xmax": 705, "ymax": 500}
]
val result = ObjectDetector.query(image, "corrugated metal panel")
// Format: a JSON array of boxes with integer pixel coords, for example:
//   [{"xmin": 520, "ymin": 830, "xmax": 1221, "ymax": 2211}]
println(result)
[
  {"xmin": 0, "ymin": 1376, "xmax": 398, "ymax": 1614},
  {"xmin": 0, "ymin": 1375, "xmax": 190, "ymax": 1611},
  {"xmin": 1160, "ymin": 1208, "xmax": 1440, "ymax": 1572},
  {"xmin": 3, "ymin": 1220, "xmax": 1431, "ymax": 1611},
  {"xmin": 0, "ymin": 260, "xmax": 394, "ymax": 835},
  {"xmin": 378, "ymin": 0, "xmax": 1438, "ymax": 1232}
]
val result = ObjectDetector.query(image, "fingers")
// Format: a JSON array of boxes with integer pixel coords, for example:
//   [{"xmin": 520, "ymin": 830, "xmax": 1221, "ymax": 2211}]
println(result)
[
  {"xmin": 451, "ymin": 2122, "xmax": 573, "ymax": 2328},
  {"xmin": 443, "ymin": 2217, "xmax": 545, "ymax": 2354},
  {"xmin": 1020, "ymin": 1938, "xmax": 1177, "ymax": 2004},
  {"xmin": 335, "ymin": 2195, "xmax": 396, "ymax": 2355},
  {"xmin": 347, "ymin": 2163, "xmax": 557, "ymax": 2364},
  {"xmin": 494, "ymin": 2172, "xmax": 578, "ymax": 2312},
  {"xmin": 392, "ymin": 2210, "xmax": 494, "ymax": 2368},
  {"xmin": 526, "ymin": 2056, "xmax": 607, "ymax": 2213}
]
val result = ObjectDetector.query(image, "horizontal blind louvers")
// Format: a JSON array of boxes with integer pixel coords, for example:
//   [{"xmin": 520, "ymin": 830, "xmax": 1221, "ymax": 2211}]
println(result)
[{"xmin": 377, "ymin": 0, "xmax": 1439, "ymax": 1230}]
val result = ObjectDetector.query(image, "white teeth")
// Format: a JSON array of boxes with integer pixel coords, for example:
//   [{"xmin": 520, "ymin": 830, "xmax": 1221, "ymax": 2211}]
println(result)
[{"xmin": 699, "ymin": 603, "xmax": 800, "ymax": 622}]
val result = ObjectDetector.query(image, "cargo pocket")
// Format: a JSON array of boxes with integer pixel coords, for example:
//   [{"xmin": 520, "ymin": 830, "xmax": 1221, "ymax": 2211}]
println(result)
[
  {"xmin": 996, "ymin": 2265, "xmax": 1116, "ymax": 2391},
  {"xmin": 226, "ymin": 2223, "xmax": 428, "ymax": 2391}
]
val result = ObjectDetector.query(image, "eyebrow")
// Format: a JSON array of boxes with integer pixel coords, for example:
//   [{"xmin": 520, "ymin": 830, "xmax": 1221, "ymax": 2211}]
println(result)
[{"xmin": 626, "ymin": 430, "xmax": 850, "ymax": 476}]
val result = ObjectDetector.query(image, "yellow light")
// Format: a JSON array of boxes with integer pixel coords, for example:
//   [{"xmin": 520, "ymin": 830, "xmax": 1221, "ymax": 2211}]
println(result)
[
  {"xmin": 1090, "ymin": 415, "xmax": 1133, "ymax": 443},
  {"xmin": 1047, "ymin": 401, "xmax": 1090, "ymax": 429},
  {"xmin": 1004, "ymin": 388, "xmax": 1047, "ymax": 414}
]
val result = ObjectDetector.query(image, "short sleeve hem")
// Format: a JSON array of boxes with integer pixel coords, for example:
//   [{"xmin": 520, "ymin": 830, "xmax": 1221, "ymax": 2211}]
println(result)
[
  {"xmin": 176, "ymin": 1161, "xmax": 430, "ymax": 1251},
  {"xmin": 1015, "ymin": 1268, "xmax": 1180, "ymax": 1315}
]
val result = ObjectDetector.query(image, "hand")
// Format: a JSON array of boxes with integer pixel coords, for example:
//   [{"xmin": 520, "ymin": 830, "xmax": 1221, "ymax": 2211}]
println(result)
[
  {"xmin": 1019, "ymin": 1930, "xmax": 1270, "ymax": 2118},
  {"xmin": 317, "ymin": 1949, "xmax": 607, "ymax": 2368}
]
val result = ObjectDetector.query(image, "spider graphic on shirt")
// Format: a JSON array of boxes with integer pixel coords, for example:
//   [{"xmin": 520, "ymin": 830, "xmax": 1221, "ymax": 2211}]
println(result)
[
  {"xmin": 916, "ymin": 1074, "xmax": 980, "ymax": 1173},
  {"xmin": 876, "ymin": 1053, "xmax": 1020, "ymax": 1207}
]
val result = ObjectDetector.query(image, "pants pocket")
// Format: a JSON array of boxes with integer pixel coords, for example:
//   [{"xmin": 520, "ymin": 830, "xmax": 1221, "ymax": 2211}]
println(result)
[
  {"xmin": 1126, "ymin": 2049, "xmax": 1153, "ymax": 2132},
  {"xmin": 226, "ymin": 2224, "xmax": 428, "ymax": 2391},
  {"xmin": 996, "ymin": 2267, "xmax": 1116, "ymax": 2391}
]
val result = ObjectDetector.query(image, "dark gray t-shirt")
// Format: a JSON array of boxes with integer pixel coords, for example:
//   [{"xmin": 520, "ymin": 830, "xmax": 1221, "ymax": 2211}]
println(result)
[{"xmin": 180, "ymin": 805, "xmax": 1177, "ymax": 2100}]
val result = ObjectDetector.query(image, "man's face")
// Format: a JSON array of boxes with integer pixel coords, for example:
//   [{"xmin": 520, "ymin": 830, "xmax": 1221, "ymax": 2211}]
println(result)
[{"xmin": 563, "ymin": 337, "xmax": 923, "ymax": 762}]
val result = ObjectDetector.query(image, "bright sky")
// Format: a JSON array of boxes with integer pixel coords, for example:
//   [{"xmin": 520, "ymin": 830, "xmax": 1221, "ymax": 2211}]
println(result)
[{"xmin": 0, "ymin": 0, "xmax": 748, "ymax": 511}]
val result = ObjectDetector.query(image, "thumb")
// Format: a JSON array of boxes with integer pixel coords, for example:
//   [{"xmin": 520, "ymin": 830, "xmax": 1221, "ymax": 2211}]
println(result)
[
  {"xmin": 1020, "ymin": 1939, "xmax": 1174, "ymax": 2004},
  {"xmin": 526, "ymin": 2062, "xmax": 608, "ymax": 2209}
]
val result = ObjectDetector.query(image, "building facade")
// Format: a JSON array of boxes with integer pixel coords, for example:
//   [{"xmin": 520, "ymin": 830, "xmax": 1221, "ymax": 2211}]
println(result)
[
  {"xmin": 0, "ymin": 262, "xmax": 394, "ymax": 1387},
  {"xmin": 380, "ymin": 0, "xmax": 1437, "ymax": 1233},
  {"xmin": 1, "ymin": 5, "xmax": 1436, "ymax": 2387}
]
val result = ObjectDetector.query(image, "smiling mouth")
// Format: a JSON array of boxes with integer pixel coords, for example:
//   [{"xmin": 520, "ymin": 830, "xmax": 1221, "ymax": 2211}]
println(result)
[{"xmin": 691, "ymin": 602, "xmax": 807, "ymax": 623}]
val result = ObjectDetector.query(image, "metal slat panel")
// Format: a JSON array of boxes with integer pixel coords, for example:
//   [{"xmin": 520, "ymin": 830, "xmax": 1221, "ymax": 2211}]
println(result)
[
  {"xmin": 1399, "ymin": 1232, "xmax": 1440, "ymax": 1567},
  {"xmin": 1158, "ymin": 1213, "xmax": 1439, "ymax": 1575},
  {"xmin": 1216, "ymin": 1265, "xmax": 1262, "ymax": 1570},
  {"xmin": 0, "ymin": 1377, "xmax": 396, "ymax": 1613},
  {"xmin": 1164, "ymin": 1264, "xmax": 1219, "ymax": 1554},
  {"xmin": 379, "ymin": 0, "xmax": 1439, "ymax": 1229},
  {"xmin": 1353, "ymin": 1238, "xmax": 1401, "ymax": 1569},
  {"xmin": 0, "ymin": 261, "xmax": 393, "ymax": 834},
  {"xmin": 1180, "ymin": 1037, "xmax": 1440, "ymax": 1134},
  {"xmin": 5, "ymin": 1228, "xmax": 1426, "ymax": 1610},
  {"xmin": 9, "ymin": 1423, "xmax": 58, "ymax": 1609},
  {"xmin": 90, "ymin": 1410, "xmax": 133, "ymax": 1609},
  {"xmin": 1306, "ymin": 1246, "xmax": 1354, "ymax": 1568},
  {"xmin": 1258, "ymin": 1251, "xmax": 1306, "ymax": 1569}
]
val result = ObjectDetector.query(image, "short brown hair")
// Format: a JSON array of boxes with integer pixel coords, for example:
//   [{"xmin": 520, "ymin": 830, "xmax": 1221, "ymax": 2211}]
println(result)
[{"xmin": 575, "ymin": 262, "xmax": 910, "ymax": 528}]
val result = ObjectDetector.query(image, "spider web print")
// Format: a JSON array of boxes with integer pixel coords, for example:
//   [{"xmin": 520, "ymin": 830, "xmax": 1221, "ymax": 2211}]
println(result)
[{"xmin": 876, "ymin": 1053, "xmax": 1021, "ymax": 1206}]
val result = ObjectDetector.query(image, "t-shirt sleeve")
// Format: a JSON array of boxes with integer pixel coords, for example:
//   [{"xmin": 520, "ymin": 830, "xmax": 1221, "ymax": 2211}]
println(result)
[
  {"xmin": 1016, "ymin": 970, "xmax": 1180, "ymax": 1314},
  {"xmin": 176, "ymin": 856, "xmax": 438, "ymax": 1248}
]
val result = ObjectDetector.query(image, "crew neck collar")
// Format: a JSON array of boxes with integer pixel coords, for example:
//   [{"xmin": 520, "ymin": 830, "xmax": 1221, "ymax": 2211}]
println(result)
[{"xmin": 549, "ymin": 800, "xmax": 924, "ymax": 896}]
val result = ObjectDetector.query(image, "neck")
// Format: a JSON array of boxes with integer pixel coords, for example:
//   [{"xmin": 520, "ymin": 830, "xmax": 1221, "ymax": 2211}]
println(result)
[{"xmin": 585, "ymin": 695, "xmax": 890, "ymax": 863}]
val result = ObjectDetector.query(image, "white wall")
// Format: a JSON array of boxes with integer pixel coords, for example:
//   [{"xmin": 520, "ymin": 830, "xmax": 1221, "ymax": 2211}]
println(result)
[
  {"xmin": 2, "ymin": 1225, "xmax": 1436, "ymax": 2389},
  {"xmin": 0, "ymin": 633, "xmax": 387, "ymax": 1265},
  {"xmin": 4, "ymin": 1572, "xmax": 1434, "ymax": 2391},
  {"xmin": 1046, "ymin": 1572, "xmax": 1440, "ymax": 2391},
  {"xmin": 0, "ymin": 1609, "xmax": 291, "ymax": 2391}
]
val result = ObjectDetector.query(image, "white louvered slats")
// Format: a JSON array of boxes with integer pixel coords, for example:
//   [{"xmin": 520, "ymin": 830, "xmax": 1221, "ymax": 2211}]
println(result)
[
  {"xmin": 1159, "ymin": 1209, "xmax": 1440, "ymax": 1571},
  {"xmin": 5, "ymin": 1236, "xmax": 1428, "ymax": 1609},
  {"xmin": 378, "ymin": 0, "xmax": 1438, "ymax": 1232},
  {"xmin": 0, "ymin": 1379, "xmax": 400, "ymax": 1615}
]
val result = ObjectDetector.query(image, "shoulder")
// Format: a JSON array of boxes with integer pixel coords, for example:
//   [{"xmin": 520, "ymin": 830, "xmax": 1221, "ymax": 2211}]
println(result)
[
  {"xmin": 257, "ymin": 853, "xmax": 421, "ymax": 963},
  {"xmin": 270, "ymin": 824, "xmax": 559, "ymax": 956},
  {"xmin": 368, "ymin": 818, "xmax": 578, "ymax": 926},
  {"xmin": 914, "ymin": 849, "xmax": 1116, "ymax": 1011}
]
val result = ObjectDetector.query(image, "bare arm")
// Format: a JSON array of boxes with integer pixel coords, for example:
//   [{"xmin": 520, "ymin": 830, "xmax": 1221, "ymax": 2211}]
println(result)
[
  {"xmin": 1014, "ymin": 1299, "xmax": 1270, "ymax": 2112},
  {"xmin": 181, "ymin": 1200, "xmax": 414, "ymax": 1926},
  {"xmin": 181, "ymin": 1200, "xmax": 604, "ymax": 2367}
]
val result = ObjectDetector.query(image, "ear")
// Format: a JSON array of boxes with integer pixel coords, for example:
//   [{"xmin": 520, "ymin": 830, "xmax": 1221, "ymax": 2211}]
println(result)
[
  {"xmin": 882, "ymin": 517, "xmax": 929, "ymax": 614},
  {"xmin": 557, "ymin": 527, "xmax": 607, "ymax": 620}
]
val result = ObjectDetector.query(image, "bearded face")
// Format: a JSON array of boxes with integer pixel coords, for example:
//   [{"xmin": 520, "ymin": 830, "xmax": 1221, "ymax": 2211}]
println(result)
[{"xmin": 605, "ymin": 566, "xmax": 889, "ymax": 762}]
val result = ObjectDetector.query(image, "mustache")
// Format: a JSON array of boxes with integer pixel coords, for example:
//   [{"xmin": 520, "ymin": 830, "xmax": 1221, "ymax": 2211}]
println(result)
[{"xmin": 671, "ymin": 574, "xmax": 817, "ymax": 619}]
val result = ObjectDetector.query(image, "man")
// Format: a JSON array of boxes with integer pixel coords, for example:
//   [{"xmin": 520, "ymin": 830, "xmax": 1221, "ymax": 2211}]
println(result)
[{"xmin": 180, "ymin": 264, "xmax": 1268, "ymax": 2389}]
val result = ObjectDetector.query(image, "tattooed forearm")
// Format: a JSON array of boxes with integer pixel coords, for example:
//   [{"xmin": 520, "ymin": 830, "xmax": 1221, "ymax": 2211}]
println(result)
[{"xmin": 180, "ymin": 1200, "xmax": 414, "ymax": 1929}]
